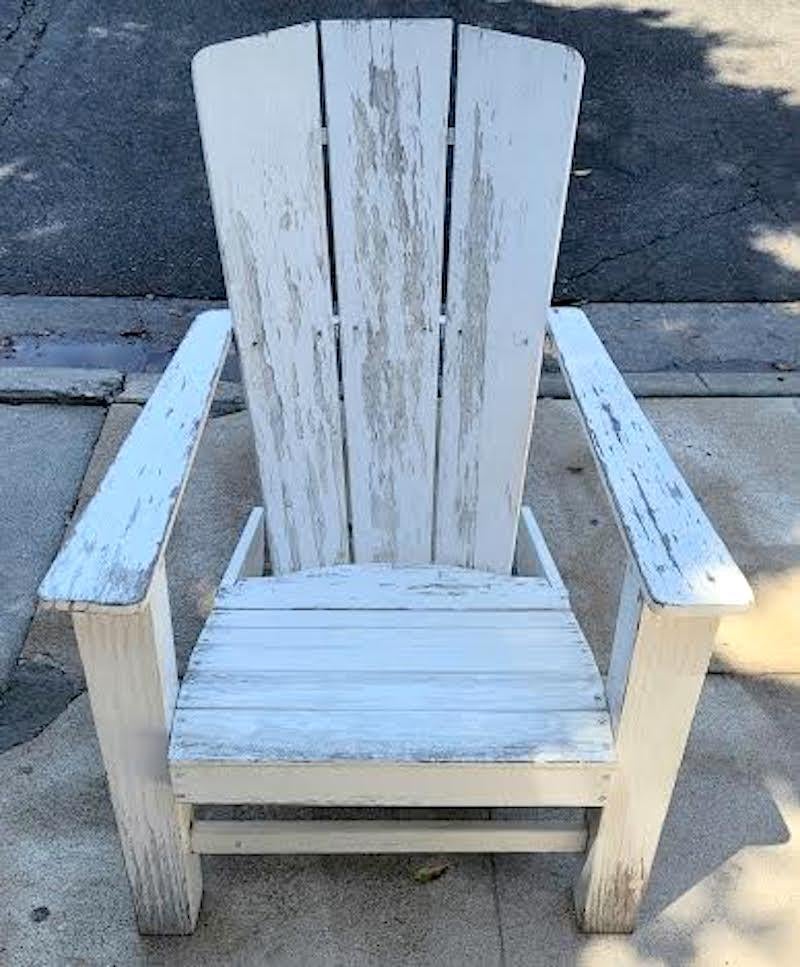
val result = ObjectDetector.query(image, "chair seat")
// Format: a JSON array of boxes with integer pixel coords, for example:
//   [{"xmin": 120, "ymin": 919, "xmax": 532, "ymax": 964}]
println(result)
[{"xmin": 169, "ymin": 565, "xmax": 615, "ymax": 807}]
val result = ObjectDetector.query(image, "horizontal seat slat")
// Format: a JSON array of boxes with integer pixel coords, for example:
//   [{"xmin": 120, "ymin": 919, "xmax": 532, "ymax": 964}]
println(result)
[
  {"xmin": 202, "ymin": 609, "xmax": 576, "ymax": 630},
  {"xmin": 216, "ymin": 565, "xmax": 568, "ymax": 611},
  {"xmin": 186, "ymin": 627, "xmax": 596, "ymax": 675},
  {"xmin": 170, "ymin": 708, "xmax": 613, "ymax": 765},
  {"xmin": 177, "ymin": 669, "xmax": 606, "ymax": 712}
]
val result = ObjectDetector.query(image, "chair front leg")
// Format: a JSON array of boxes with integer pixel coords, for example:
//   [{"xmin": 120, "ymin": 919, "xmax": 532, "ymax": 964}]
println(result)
[
  {"xmin": 574, "ymin": 563, "xmax": 718, "ymax": 932},
  {"xmin": 72, "ymin": 559, "xmax": 202, "ymax": 934}
]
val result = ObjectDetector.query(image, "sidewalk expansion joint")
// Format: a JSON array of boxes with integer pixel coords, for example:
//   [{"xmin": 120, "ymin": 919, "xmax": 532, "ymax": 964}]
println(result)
[{"xmin": 1, "ymin": 366, "xmax": 798, "ymax": 410}]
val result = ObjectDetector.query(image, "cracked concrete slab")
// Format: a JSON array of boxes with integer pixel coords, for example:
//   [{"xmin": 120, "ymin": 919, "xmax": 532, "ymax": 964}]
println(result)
[
  {"xmin": 560, "ymin": 302, "xmax": 800, "ymax": 375},
  {"xmin": 0, "ymin": 364, "xmax": 122, "ymax": 402},
  {"xmin": 699, "ymin": 371, "xmax": 800, "ymax": 396},
  {"xmin": 0, "ymin": 294, "xmax": 222, "ymax": 371},
  {"xmin": 0, "ymin": 403, "xmax": 103, "ymax": 687},
  {"xmin": 0, "ymin": 2, "xmax": 796, "ymax": 300}
]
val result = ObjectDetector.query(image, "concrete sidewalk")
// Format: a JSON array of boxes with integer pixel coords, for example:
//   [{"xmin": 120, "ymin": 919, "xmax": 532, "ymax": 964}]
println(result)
[
  {"xmin": 1, "ymin": 297, "xmax": 798, "ymax": 378},
  {"xmin": 0, "ymin": 390, "xmax": 797, "ymax": 963},
  {"xmin": 1, "ymin": 673, "xmax": 797, "ymax": 965}
]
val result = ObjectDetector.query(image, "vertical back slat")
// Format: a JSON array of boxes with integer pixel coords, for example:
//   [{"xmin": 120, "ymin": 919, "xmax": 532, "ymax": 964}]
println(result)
[
  {"xmin": 435, "ymin": 28, "xmax": 584, "ymax": 571},
  {"xmin": 322, "ymin": 19, "xmax": 452, "ymax": 563},
  {"xmin": 193, "ymin": 26, "xmax": 349, "ymax": 574}
]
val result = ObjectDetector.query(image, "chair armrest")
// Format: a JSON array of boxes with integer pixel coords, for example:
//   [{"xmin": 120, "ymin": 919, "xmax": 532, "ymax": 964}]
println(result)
[
  {"xmin": 547, "ymin": 307, "xmax": 752, "ymax": 616},
  {"xmin": 39, "ymin": 310, "xmax": 232, "ymax": 613}
]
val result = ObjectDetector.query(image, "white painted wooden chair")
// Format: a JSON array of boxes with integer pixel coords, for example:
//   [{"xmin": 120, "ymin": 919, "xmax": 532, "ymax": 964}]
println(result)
[{"xmin": 39, "ymin": 20, "xmax": 752, "ymax": 935}]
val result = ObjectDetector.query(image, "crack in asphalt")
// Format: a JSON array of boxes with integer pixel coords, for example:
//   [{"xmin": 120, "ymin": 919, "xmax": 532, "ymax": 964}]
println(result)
[
  {"xmin": 741, "ymin": 163, "xmax": 794, "ymax": 229},
  {"xmin": 0, "ymin": 0, "xmax": 49, "ymax": 128},
  {"xmin": 564, "ymin": 195, "xmax": 762, "ymax": 287},
  {"xmin": 2, "ymin": 0, "xmax": 35, "ymax": 42}
]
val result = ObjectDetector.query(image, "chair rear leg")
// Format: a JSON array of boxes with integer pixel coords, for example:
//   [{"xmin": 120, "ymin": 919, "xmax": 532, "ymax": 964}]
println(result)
[
  {"xmin": 575, "ymin": 566, "xmax": 717, "ymax": 932},
  {"xmin": 72, "ymin": 560, "xmax": 202, "ymax": 934}
]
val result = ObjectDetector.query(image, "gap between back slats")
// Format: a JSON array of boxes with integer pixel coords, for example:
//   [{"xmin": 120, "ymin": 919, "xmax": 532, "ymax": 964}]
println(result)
[
  {"xmin": 321, "ymin": 19, "xmax": 453, "ymax": 564},
  {"xmin": 435, "ymin": 28, "xmax": 584, "ymax": 572}
]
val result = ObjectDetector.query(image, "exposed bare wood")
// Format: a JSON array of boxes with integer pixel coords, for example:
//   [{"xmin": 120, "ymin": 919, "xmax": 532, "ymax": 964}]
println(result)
[
  {"xmin": 435, "ymin": 29, "xmax": 584, "ymax": 572},
  {"xmin": 216, "ymin": 564, "xmax": 568, "ymax": 611},
  {"xmin": 322, "ymin": 19, "xmax": 452, "ymax": 562},
  {"xmin": 575, "ymin": 593, "xmax": 717, "ymax": 932},
  {"xmin": 194, "ymin": 26, "xmax": 349, "ymax": 573},
  {"xmin": 73, "ymin": 561, "xmax": 201, "ymax": 934},
  {"xmin": 548, "ymin": 307, "xmax": 753, "ymax": 615},
  {"xmin": 39, "ymin": 310, "xmax": 231, "ymax": 612},
  {"xmin": 322, "ymin": 127, "xmax": 455, "ymax": 146}
]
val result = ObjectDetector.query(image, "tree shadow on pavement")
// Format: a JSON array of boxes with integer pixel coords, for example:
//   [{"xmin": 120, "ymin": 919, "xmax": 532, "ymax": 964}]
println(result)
[{"xmin": 0, "ymin": 1, "xmax": 796, "ymax": 301}]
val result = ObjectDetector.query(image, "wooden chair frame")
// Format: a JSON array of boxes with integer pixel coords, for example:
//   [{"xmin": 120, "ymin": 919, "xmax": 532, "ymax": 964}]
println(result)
[{"xmin": 39, "ymin": 20, "xmax": 751, "ymax": 936}]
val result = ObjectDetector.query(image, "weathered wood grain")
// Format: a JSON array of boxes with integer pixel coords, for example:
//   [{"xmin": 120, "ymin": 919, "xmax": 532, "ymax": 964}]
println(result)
[
  {"xmin": 172, "ymin": 759, "xmax": 614, "ymax": 808},
  {"xmin": 194, "ymin": 26, "xmax": 349, "ymax": 573},
  {"xmin": 186, "ymin": 625, "xmax": 595, "ymax": 675},
  {"xmin": 549, "ymin": 307, "xmax": 753, "ymax": 614},
  {"xmin": 73, "ymin": 561, "xmax": 201, "ymax": 933},
  {"xmin": 178, "ymin": 607, "xmax": 603, "ymax": 712},
  {"xmin": 575, "ymin": 585, "xmax": 718, "ymax": 932},
  {"xmin": 515, "ymin": 505, "xmax": 569, "ymax": 596},
  {"xmin": 191, "ymin": 818, "xmax": 588, "ymax": 854},
  {"xmin": 215, "ymin": 564, "xmax": 568, "ymax": 611},
  {"xmin": 178, "ymin": 669, "xmax": 605, "ymax": 712},
  {"xmin": 322, "ymin": 19, "xmax": 452, "ymax": 563},
  {"xmin": 219, "ymin": 507, "xmax": 266, "ymax": 592},
  {"xmin": 170, "ymin": 707, "xmax": 613, "ymax": 764},
  {"xmin": 436, "ymin": 29, "xmax": 584, "ymax": 572},
  {"xmin": 39, "ymin": 310, "xmax": 231, "ymax": 612},
  {"xmin": 171, "ymin": 548, "xmax": 613, "ymax": 808},
  {"xmin": 203, "ymin": 609, "xmax": 581, "ymax": 630}
]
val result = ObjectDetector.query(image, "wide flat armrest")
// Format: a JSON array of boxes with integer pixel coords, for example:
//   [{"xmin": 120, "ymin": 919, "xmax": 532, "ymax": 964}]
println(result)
[
  {"xmin": 39, "ymin": 310, "xmax": 232, "ymax": 613},
  {"xmin": 548, "ymin": 307, "xmax": 752, "ymax": 616}
]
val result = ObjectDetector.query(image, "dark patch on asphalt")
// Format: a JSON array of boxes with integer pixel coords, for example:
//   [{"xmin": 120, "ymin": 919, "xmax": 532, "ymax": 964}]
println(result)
[{"xmin": 0, "ymin": 661, "xmax": 83, "ymax": 753}]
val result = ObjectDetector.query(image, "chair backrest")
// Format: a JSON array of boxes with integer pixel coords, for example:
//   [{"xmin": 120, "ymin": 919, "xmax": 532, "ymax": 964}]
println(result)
[{"xmin": 194, "ymin": 19, "xmax": 583, "ymax": 575}]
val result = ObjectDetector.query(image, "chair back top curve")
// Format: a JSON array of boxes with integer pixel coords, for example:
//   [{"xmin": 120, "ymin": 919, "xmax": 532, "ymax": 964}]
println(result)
[{"xmin": 193, "ymin": 19, "xmax": 583, "ymax": 575}]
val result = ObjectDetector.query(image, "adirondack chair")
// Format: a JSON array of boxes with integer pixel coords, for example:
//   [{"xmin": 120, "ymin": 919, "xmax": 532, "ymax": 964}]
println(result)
[{"xmin": 39, "ymin": 20, "xmax": 752, "ymax": 936}]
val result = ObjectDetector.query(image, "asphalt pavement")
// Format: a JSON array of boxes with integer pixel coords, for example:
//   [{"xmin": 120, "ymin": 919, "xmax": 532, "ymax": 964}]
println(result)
[{"xmin": 1, "ymin": 1, "xmax": 797, "ymax": 301}]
